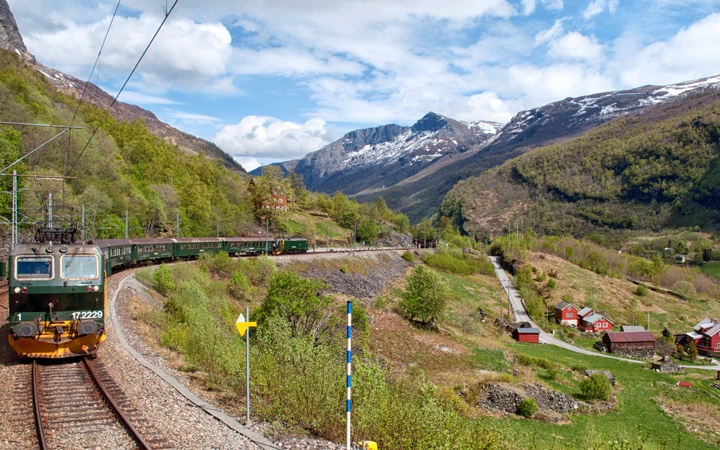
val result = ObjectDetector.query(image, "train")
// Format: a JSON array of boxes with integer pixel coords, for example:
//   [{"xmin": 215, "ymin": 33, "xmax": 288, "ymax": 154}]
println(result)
[
  {"xmin": 90, "ymin": 236, "xmax": 308, "ymax": 275},
  {"xmin": 6, "ymin": 231, "xmax": 308, "ymax": 359}
]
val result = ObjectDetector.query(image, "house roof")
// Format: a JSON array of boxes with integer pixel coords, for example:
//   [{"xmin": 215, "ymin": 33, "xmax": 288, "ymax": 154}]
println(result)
[
  {"xmin": 584, "ymin": 313, "xmax": 612, "ymax": 325},
  {"xmin": 621, "ymin": 325, "xmax": 646, "ymax": 332},
  {"xmin": 686, "ymin": 332, "xmax": 703, "ymax": 340},
  {"xmin": 578, "ymin": 307, "xmax": 594, "ymax": 316},
  {"xmin": 605, "ymin": 331, "xmax": 655, "ymax": 343},
  {"xmin": 694, "ymin": 318, "xmax": 717, "ymax": 331},
  {"xmin": 554, "ymin": 301, "xmax": 575, "ymax": 311},
  {"xmin": 515, "ymin": 327, "xmax": 541, "ymax": 334},
  {"xmin": 706, "ymin": 323, "xmax": 720, "ymax": 337}
]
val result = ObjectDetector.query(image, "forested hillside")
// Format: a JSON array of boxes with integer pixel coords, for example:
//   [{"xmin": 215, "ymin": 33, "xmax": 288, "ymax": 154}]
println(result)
[
  {"xmin": 0, "ymin": 49, "xmax": 409, "ymax": 243},
  {"xmin": 439, "ymin": 92, "xmax": 720, "ymax": 240}
]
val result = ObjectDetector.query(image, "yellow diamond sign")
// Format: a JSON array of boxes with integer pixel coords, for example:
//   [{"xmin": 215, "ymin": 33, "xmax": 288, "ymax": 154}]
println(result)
[{"xmin": 236, "ymin": 313, "xmax": 257, "ymax": 336}]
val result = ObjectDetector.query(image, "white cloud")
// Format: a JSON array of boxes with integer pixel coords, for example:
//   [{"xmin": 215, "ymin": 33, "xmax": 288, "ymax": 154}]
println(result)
[
  {"xmin": 535, "ymin": 19, "xmax": 565, "ymax": 45},
  {"xmin": 504, "ymin": 63, "xmax": 614, "ymax": 107},
  {"xmin": 233, "ymin": 156, "xmax": 261, "ymax": 172},
  {"xmin": 20, "ymin": 11, "xmax": 234, "ymax": 92},
  {"xmin": 548, "ymin": 32, "xmax": 604, "ymax": 62},
  {"xmin": 165, "ymin": 111, "xmax": 223, "ymax": 126},
  {"xmin": 117, "ymin": 90, "xmax": 179, "ymax": 105},
  {"xmin": 618, "ymin": 12, "xmax": 720, "ymax": 86},
  {"xmin": 583, "ymin": 0, "xmax": 619, "ymax": 20},
  {"xmin": 522, "ymin": 0, "xmax": 536, "ymax": 15},
  {"xmin": 213, "ymin": 116, "xmax": 337, "ymax": 161},
  {"xmin": 463, "ymin": 92, "xmax": 522, "ymax": 123},
  {"xmin": 541, "ymin": 0, "xmax": 564, "ymax": 10}
]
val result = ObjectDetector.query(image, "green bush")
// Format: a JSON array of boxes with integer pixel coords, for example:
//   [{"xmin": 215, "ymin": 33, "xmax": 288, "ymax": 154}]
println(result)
[
  {"xmin": 580, "ymin": 373, "xmax": 612, "ymax": 401},
  {"xmin": 518, "ymin": 397, "xmax": 538, "ymax": 418},
  {"xmin": 401, "ymin": 250, "xmax": 415, "ymax": 263},
  {"xmin": 547, "ymin": 279, "xmax": 557, "ymax": 289},
  {"xmin": 634, "ymin": 284, "xmax": 648, "ymax": 296},
  {"xmin": 399, "ymin": 265, "xmax": 448, "ymax": 324},
  {"xmin": 421, "ymin": 250, "xmax": 495, "ymax": 276},
  {"xmin": 153, "ymin": 264, "xmax": 175, "ymax": 295},
  {"xmin": 671, "ymin": 280, "xmax": 697, "ymax": 300},
  {"xmin": 260, "ymin": 270, "xmax": 333, "ymax": 343},
  {"xmin": 228, "ymin": 270, "xmax": 252, "ymax": 300}
]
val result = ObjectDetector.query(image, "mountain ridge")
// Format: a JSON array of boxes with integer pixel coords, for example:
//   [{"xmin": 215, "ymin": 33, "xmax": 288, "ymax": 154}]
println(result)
[{"xmin": 270, "ymin": 74, "xmax": 720, "ymax": 222}]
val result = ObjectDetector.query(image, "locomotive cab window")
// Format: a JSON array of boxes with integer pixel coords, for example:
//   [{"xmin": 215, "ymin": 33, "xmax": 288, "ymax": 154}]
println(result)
[
  {"xmin": 16, "ymin": 256, "xmax": 53, "ymax": 279},
  {"xmin": 61, "ymin": 255, "xmax": 99, "ymax": 280}
]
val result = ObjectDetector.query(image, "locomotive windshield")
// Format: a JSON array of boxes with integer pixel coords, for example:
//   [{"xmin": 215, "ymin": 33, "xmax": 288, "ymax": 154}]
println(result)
[
  {"xmin": 61, "ymin": 255, "xmax": 99, "ymax": 279},
  {"xmin": 16, "ymin": 257, "xmax": 53, "ymax": 279}
]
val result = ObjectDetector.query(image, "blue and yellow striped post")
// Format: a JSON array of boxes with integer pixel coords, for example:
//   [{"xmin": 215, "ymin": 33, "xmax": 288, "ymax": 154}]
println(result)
[{"xmin": 346, "ymin": 300, "xmax": 352, "ymax": 450}]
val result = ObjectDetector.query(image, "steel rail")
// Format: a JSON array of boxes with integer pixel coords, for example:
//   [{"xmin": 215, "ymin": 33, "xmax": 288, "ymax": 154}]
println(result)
[
  {"xmin": 31, "ymin": 361, "xmax": 49, "ymax": 450},
  {"xmin": 84, "ymin": 357, "xmax": 154, "ymax": 450}
]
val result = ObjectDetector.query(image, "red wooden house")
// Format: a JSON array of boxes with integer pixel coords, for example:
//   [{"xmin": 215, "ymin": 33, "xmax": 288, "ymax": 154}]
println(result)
[
  {"xmin": 681, "ymin": 318, "xmax": 720, "ymax": 357},
  {"xmin": 513, "ymin": 327, "xmax": 541, "ymax": 343},
  {"xmin": 554, "ymin": 301, "xmax": 578, "ymax": 326},
  {"xmin": 579, "ymin": 313, "xmax": 613, "ymax": 333}
]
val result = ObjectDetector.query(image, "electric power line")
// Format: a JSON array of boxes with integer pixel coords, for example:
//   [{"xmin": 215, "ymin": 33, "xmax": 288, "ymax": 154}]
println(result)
[{"xmin": 65, "ymin": 0, "xmax": 180, "ymax": 179}]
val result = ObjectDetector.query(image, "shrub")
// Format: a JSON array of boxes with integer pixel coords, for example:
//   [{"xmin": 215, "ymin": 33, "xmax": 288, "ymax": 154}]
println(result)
[
  {"xmin": 399, "ymin": 265, "xmax": 447, "ymax": 325},
  {"xmin": 260, "ymin": 270, "xmax": 333, "ymax": 343},
  {"xmin": 153, "ymin": 264, "xmax": 174, "ymax": 295},
  {"xmin": 634, "ymin": 285, "xmax": 648, "ymax": 296},
  {"xmin": 401, "ymin": 250, "xmax": 415, "ymax": 263},
  {"xmin": 547, "ymin": 279, "xmax": 557, "ymax": 289},
  {"xmin": 655, "ymin": 339, "xmax": 675, "ymax": 357},
  {"xmin": 228, "ymin": 270, "xmax": 252, "ymax": 300},
  {"xmin": 518, "ymin": 398, "xmax": 538, "ymax": 418},
  {"xmin": 580, "ymin": 373, "xmax": 612, "ymax": 401},
  {"xmin": 671, "ymin": 280, "xmax": 697, "ymax": 300}
]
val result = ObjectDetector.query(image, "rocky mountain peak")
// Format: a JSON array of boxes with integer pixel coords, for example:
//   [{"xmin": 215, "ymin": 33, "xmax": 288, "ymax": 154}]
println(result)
[
  {"xmin": 0, "ymin": 0, "xmax": 29, "ymax": 58},
  {"xmin": 412, "ymin": 112, "xmax": 448, "ymax": 133}
]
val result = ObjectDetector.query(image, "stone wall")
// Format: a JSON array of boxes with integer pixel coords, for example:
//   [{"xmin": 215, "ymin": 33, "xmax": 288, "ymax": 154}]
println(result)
[{"xmin": 475, "ymin": 381, "xmax": 616, "ymax": 418}]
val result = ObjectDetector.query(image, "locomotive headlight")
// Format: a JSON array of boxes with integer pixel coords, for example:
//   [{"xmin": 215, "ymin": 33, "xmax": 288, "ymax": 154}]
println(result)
[
  {"xmin": 86, "ymin": 285, "xmax": 99, "ymax": 292},
  {"xmin": 13, "ymin": 287, "xmax": 20, "ymax": 294},
  {"xmin": 94, "ymin": 285, "xmax": 99, "ymax": 292}
]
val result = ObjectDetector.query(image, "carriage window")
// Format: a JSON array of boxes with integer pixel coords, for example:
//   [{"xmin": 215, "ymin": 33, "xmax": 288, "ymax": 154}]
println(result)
[
  {"xmin": 61, "ymin": 255, "xmax": 99, "ymax": 280},
  {"xmin": 16, "ymin": 257, "xmax": 53, "ymax": 279}
]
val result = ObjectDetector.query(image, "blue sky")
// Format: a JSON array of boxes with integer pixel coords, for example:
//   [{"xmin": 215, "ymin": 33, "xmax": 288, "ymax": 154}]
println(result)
[{"xmin": 8, "ymin": 0, "xmax": 720, "ymax": 171}]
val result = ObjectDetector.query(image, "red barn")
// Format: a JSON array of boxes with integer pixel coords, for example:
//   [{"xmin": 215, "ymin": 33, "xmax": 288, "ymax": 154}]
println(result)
[
  {"xmin": 602, "ymin": 331, "xmax": 655, "ymax": 358},
  {"xmin": 579, "ymin": 313, "xmax": 613, "ymax": 333},
  {"xmin": 513, "ymin": 327, "xmax": 541, "ymax": 343},
  {"xmin": 554, "ymin": 301, "xmax": 578, "ymax": 326}
]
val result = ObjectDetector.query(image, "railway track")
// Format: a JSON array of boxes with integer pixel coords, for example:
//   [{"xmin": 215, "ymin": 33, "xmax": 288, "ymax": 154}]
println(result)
[{"xmin": 31, "ymin": 357, "xmax": 169, "ymax": 450}]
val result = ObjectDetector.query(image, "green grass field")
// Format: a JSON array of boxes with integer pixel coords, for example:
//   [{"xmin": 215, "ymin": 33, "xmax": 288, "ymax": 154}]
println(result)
[
  {"xmin": 700, "ymin": 261, "xmax": 720, "ymax": 279},
  {"xmin": 506, "ymin": 343, "xmax": 720, "ymax": 449}
]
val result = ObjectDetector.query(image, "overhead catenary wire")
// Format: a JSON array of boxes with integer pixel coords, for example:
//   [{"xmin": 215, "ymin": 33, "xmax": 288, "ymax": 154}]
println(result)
[
  {"xmin": 68, "ymin": 0, "xmax": 123, "ymax": 129},
  {"xmin": 62, "ymin": 0, "xmax": 122, "ymax": 202},
  {"xmin": 65, "ymin": 0, "xmax": 180, "ymax": 179}
]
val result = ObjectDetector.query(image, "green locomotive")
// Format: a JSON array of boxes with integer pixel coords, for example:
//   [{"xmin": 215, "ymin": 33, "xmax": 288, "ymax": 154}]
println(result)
[{"xmin": 7, "ymin": 228, "xmax": 106, "ymax": 359}]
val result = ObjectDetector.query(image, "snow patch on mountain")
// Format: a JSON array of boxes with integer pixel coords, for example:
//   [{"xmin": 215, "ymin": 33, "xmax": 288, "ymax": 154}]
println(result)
[{"xmin": 337, "ymin": 118, "xmax": 500, "ymax": 171}]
